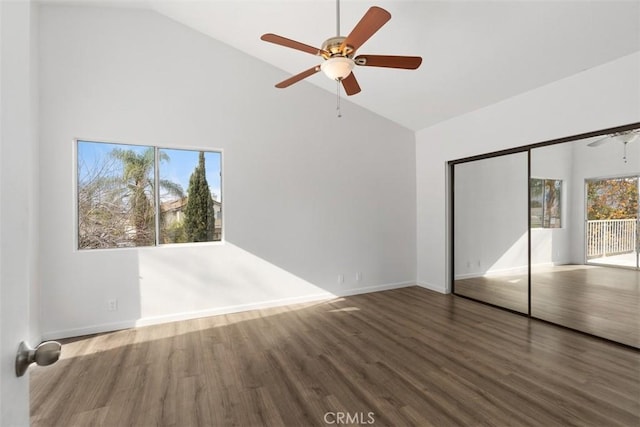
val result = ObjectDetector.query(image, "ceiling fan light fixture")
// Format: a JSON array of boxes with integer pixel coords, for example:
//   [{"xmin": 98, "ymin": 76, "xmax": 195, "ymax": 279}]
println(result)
[{"xmin": 321, "ymin": 57, "xmax": 355, "ymax": 81}]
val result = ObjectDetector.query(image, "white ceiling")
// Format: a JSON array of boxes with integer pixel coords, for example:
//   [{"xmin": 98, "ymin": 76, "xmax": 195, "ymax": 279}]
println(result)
[{"xmin": 45, "ymin": 0, "xmax": 640, "ymax": 131}]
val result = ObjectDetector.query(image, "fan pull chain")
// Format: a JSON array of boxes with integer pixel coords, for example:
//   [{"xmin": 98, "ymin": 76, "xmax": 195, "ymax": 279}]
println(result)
[
  {"xmin": 624, "ymin": 141, "xmax": 628, "ymax": 163},
  {"xmin": 336, "ymin": 80, "xmax": 342, "ymax": 118}
]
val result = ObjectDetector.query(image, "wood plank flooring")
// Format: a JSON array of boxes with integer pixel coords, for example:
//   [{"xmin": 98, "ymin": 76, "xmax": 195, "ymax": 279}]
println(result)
[
  {"xmin": 454, "ymin": 264, "xmax": 640, "ymax": 347},
  {"xmin": 31, "ymin": 287, "xmax": 640, "ymax": 426}
]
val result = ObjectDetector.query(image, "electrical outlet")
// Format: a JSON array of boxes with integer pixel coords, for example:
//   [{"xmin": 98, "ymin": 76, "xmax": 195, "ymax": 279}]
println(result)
[
  {"xmin": 355, "ymin": 272, "xmax": 362, "ymax": 282},
  {"xmin": 338, "ymin": 274, "xmax": 344, "ymax": 284},
  {"xmin": 108, "ymin": 299, "xmax": 118, "ymax": 311}
]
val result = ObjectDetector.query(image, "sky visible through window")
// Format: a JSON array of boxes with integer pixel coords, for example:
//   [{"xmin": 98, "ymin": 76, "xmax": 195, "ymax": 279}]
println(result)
[
  {"xmin": 77, "ymin": 141, "xmax": 221, "ymax": 202},
  {"xmin": 160, "ymin": 148, "xmax": 221, "ymax": 202}
]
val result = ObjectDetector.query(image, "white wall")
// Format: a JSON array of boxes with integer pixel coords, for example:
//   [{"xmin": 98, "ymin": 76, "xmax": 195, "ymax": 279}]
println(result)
[
  {"xmin": 0, "ymin": 1, "xmax": 39, "ymax": 425},
  {"xmin": 416, "ymin": 52, "xmax": 640, "ymax": 293},
  {"xmin": 38, "ymin": 5, "xmax": 416, "ymax": 339}
]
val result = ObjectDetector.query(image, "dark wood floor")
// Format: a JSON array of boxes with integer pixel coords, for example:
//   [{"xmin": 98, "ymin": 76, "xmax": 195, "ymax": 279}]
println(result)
[
  {"xmin": 455, "ymin": 264, "xmax": 640, "ymax": 347},
  {"xmin": 31, "ymin": 287, "xmax": 640, "ymax": 426}
]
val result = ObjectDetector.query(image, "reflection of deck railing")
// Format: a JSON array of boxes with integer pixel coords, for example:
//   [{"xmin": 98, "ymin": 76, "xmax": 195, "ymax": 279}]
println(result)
[{"xmin": 587, "ymin": 219, "xmax": 637, "ymax": 258}]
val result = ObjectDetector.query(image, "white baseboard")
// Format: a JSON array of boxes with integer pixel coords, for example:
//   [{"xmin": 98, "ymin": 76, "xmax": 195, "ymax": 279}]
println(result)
[
  {"xmin": 416, "ymin": 281, "xmax": 448, "ymax": 294},
  {"xmin": 334, "ymin": 281, "xmax": 414, "ymax": 298},
  {"xmin": 42, "ymin": 281, "xmax": 416, "ymax": 340},
  {"xmin": 42, "ymin": 320, "xmax": 139, "ymax": 341}
]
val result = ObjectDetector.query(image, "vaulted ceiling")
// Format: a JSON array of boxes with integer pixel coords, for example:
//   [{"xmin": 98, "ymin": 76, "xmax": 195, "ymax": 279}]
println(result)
[{"xmin": 45, "ymin": 1, "xmax": 640, "ymax": 131}]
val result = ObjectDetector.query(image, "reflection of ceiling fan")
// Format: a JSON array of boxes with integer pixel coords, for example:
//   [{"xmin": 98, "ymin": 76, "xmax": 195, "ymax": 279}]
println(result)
[
  {"xmin": 587, "ymin": 129, "xmax": 639, "ymax": 163},
  {"xmin": 260, "ymin": 0, "xmax": 422, "ymax": 96}
]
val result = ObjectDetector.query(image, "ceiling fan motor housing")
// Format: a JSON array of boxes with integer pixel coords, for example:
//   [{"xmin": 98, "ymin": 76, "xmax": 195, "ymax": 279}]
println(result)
[{"xmin": 321, "ymin": 36, "xmax": 354, "ymax": 59}]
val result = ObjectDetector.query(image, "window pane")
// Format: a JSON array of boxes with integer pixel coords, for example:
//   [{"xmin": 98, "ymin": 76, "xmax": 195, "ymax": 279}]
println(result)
[
  {"xmin": 158, "ymin": 149, "xmax": 222, "ymax": 243},
  {"xmin": 531, "ymin": 178, "xmax": 562, "ymax": 229},
  {"xmin": 543, "ymin": 179, "xmax": 561, "ymax": 228},
  {"xmin": 587, "ymin": 177, "xmax": 638, "ymax": 220},
  {"xmin": 530, "ymin": 178, "xmax": 544, "ymax": 228},
  {"xmin": 77, "ymin": 141, "xmax": 156, "ymax": 249}
]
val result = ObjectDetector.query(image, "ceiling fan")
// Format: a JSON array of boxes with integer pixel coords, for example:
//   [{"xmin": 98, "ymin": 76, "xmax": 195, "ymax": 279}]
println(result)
[
  {"xmin": 587, "ymin": 129, "xmax": 639, "ymax": 163},
  {"xmin": 260, "ymin": 0, "xmax": 422, "ymax": 96}
]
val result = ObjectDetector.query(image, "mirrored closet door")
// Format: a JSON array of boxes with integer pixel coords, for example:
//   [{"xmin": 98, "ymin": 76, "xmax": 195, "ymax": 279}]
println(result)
[
  {"xmin": 452, "ymin": 152, "xmax": 529, "ymax": 314},
  {"xmin": 530, "ymin": 129, "xmax": 640, "ymax": 348},
  {"xmin": 451, "ymin": 124, "xmax": 640, "ymax": 348}
]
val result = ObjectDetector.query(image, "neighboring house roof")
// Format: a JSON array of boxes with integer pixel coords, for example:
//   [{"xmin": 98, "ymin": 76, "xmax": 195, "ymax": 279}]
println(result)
[{"xmin": 161, "ymin": 196, "xmax": 221, "ymax": 213}]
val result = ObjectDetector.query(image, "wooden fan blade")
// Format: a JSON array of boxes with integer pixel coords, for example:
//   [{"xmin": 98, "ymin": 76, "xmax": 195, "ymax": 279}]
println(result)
[
  {"xmin": 341, "ymin": 72, "xmax": 361, "ymax": 96},
  {"xmin": 275, "ymin": 65, "xmax": 321, "ymax": 88},
  {"xmin": 355, "ymin": 55, "xmax": 422, "ymax": 69},
  {"xmin": 340, "ymin": 7, "xmax": 391, "ymax": 53},
  {"xmin": 261, "ymin": 33, "xmax": 328, "ymax": 56}
]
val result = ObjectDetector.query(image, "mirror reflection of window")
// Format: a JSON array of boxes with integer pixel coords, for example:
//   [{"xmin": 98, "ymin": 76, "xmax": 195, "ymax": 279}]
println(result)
[
  {"xmin": 530, "ymin": 178, "xmax": 562, "ymax": 229},
  {"xmin": 544, "ymin": 180, "xmax": 561, "ymax": 228}
]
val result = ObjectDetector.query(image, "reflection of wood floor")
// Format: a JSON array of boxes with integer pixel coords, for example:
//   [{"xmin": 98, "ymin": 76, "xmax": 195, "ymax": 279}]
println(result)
[
  {"xmin": 455, "ymin": 264, "xmax": 640, "ymax": 348},
  {"xmin": 454, "ymin": 271, "xmax": 529, "ymax": 313},
  {"xmin": 31, "ymin": 287, "xmax": 639, "ymax": 426}
]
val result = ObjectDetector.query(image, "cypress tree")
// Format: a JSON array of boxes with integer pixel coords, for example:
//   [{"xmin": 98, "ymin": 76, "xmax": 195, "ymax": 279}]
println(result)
[{"xmin": 184, "ymin": 152, "xmax": 215, "ymax": 242}]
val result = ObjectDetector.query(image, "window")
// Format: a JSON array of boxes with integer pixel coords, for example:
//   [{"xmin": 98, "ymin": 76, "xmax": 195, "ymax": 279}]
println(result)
[
  {"xmin": 77, "ymin": 140, "xmax": 222, "ymax": 249},
  {"xmin": 530, "ymin": 178, "xmax": 561, "ymax": 228},
  {"xmin": 586, "ymin": 177, "xmax": 638, "ymax": 221}
]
